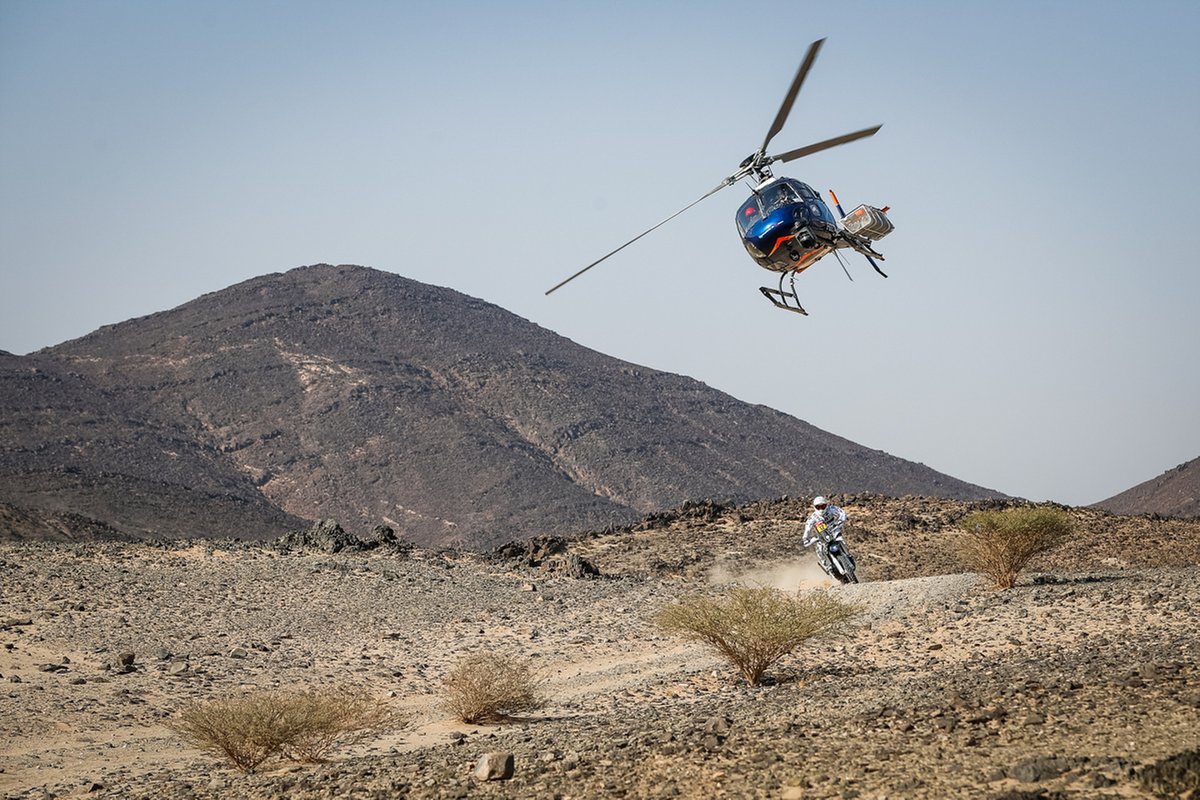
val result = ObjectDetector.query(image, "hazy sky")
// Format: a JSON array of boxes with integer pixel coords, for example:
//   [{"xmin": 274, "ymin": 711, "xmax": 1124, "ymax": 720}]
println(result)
[{"xmin": 2, "ymin": 0, "xmax": 1198, "ymax": 506}]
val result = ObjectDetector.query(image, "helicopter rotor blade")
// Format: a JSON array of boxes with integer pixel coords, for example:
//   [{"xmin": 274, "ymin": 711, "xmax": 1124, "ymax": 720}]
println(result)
[
  {"xmin": 770, "ymin": 125, "xmax": 882, "ymax": 164},
  {"xmin": 544, "ymin": 179, "xmax": 734, "ymax": 295},
  {"xmin": 760, "ymin": 38, "xmax": 825, "ymax": 155}
]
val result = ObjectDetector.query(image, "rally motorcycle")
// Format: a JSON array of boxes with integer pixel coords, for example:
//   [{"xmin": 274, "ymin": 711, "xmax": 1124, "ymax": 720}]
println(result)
[
  {"xmin": 825, "ymin": 539, "xmax": 859, "ymax": 584},
  {"xmin": 813, "ymin": 519, "xmax": 859, "ymax": 584}
]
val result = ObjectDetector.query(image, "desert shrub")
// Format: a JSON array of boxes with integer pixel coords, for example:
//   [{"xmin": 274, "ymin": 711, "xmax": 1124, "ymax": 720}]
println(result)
[
  {"xmin": 277, "ymin": 687, "xmax": 401, "ymax": 763},
  {"xmin": 655, "ymin": 586, "xmax": 860, "ymax": 686},
  {"xmin": 168, "ymin": 686, "xmax": 399, "ymax": 772},
  {"xmin": 168, "ymin": 691, "xmax": 305, "ymax": 773},
  {"xmin": 957, "ymin": 506, "xmax": 1072, "ymax": 589},
  {"xmin": 441, "ymin": 652, "xmax": 545, "ymax": 724}
]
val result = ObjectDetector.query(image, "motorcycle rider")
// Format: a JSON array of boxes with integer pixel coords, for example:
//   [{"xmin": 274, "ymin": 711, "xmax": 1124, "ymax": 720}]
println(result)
[{"xmin": 802, "ymin": 495, "xmax": 853, "ymax": 581}]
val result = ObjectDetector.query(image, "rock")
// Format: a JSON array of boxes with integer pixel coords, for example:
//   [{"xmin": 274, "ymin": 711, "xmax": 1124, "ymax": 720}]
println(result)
[
  {"xmin": 368, "ymin": 524, "xmax": 398, "ymax": 546},
  {"xmin": 492, "ymin": 536, "xmax": 570, "ymax": 568},
  {"xmin": 933, "ymin": 714, "xmax": 958, "ymax": 733},
  {"xmin": 1009, "ymin": 756, "xmax": 1074, "ymax": 783},
  {"xmin": 473, "ymin": 752, "xmax": 514, "ymax": 781},
  {"xmin": 704, "ymin": 715, "xmax": 733, "ymax": 736},
  {"xmin": 167, "ymin": 660, "xmax": 189, "ymax": 675},
  {"xmin": 1136, "ymin": 749, "xmax": 1200, "ymax": 798},
  {"xmin": 275, "ymin": 520, "xmax": 371, "ymax": 554},
  {"xmin": 562, "ymin": 553, "xmax": 600, "ymax": 579}
]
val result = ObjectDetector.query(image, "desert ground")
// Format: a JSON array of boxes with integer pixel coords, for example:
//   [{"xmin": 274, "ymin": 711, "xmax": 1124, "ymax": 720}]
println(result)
[{"xmin": 1, "ymin": 496, "xmax": 1198, "ymax": 799}]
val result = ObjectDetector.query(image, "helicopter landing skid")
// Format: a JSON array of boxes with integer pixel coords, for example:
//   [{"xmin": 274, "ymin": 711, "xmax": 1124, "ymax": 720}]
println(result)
[{"xmin": 759, "ymin": 272, "xmax": 808, "ymax": 315}]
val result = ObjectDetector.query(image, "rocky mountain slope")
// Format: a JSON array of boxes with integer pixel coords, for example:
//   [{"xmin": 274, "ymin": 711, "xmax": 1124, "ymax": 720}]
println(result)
[
  {"xmin": 0, "ymin": 352, "xmax": 306, "ymax": 541},
  {"xmin": 1092, "ymin": 456, "xmax": 1200, "ymax": 519},
  {"xmin": 1, "ymin": 495, "xmax": 1197, "ymax": 799},
  {"xmin": 2, "ymin": 264, "xmax": 1001, "ymax": 548}
]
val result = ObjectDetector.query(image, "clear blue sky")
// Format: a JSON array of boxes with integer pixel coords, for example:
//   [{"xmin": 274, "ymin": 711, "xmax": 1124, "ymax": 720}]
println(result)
[{"xmin": 2, "ymin": 0, "xmax": 1198, "ymax": 506}]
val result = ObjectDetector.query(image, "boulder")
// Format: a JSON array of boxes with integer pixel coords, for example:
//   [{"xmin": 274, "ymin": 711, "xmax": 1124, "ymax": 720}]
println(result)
[
  {"xmin": 275, "ymin": 520, "xmax": 371, "ymax": 554},
  {"xmin": 473, "ymin": 752, "xmax": 514, "ymax": 781}
]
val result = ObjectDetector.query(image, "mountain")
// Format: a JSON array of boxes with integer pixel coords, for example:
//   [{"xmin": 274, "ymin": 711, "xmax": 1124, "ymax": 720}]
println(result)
[
  {"xmin": 1, "ymin": 264, "xmax": 1002, "ymax": 547},
  {"xmin": 1092, "ymin": 457, "xmax": 1200, "ymax": 518},
  {"xmin": 0, "ymin": 351, "xmax": 308, "ymax": 541}
]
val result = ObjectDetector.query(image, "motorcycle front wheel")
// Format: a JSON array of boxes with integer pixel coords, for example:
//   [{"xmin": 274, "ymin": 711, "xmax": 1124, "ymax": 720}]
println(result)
[{"xmin": 837, "ymin": 553, "xmax": 858, "ymax": 584}]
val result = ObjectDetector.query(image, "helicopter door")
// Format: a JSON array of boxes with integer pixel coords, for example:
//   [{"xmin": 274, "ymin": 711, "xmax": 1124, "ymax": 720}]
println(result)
[{"xmin": 795, "ymin": 183, "xmax": 836, "ymax": 226}]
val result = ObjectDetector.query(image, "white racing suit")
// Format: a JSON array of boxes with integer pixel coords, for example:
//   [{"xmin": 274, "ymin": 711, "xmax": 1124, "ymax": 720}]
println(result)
[{"xmin": 802, "ymin": 504, "xmax": 850, "ymax": 579}]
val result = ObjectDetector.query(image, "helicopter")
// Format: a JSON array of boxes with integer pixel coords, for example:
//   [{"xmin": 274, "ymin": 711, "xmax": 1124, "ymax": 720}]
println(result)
[{"xmin": 545, "ymin": 38, "xmax": 894, "ymax": 316}]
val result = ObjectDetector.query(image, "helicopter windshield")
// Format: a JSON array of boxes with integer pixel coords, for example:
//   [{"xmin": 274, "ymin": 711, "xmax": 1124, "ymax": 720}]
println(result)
[
  {"xmin": 736, "ymin": 198, "xmax": 763, "ymax": 234},
  {"xmin": 763, "ymin": 182, "xmax": 801, "ymax": 213},
  {"xmin": 736, "ymin": 182, "xmax": 802, "ymax": 235}
]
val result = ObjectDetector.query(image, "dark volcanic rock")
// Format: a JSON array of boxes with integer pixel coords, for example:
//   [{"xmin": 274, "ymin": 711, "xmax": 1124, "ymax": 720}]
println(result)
[
  {"xmin": 1092, "ymin": 456, "xmax": 1200, "ymax": 518},
  {"xmin": 5, "ymin": 264, "xmax": 1003, "ymax": 549},
  {"xmin": 0, "ymin": 353, "xmax": 306, "ymax": 542},
  {"xmin": 274, "ymin": 519, "xmax": 372, "ymax": 553},
  {"xmin": 1135, "ymin": 749, "xmax": 1200, "ymax": 798}
]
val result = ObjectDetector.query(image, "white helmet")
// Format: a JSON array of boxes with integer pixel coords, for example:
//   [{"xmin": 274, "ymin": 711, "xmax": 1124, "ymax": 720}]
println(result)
[{"xmin": 812, "ymin": 496, "xmax": 829, "ymax": 510}]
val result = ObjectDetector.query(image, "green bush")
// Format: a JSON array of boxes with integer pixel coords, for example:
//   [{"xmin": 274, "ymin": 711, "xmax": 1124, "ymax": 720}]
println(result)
[
  {"xmin": 168, "ymin": 686, "xmax": 399, "ymax": 772},
  {"xmin": 957, "ymin": 506, "xmax": 1072, "ymax": 589},
  {"xmin": 655, "ymin": 586, "xmax": 860, "ymax": 686},
  {"xmin": 441, "ymin": 652, "xmax": 545, "ymax": 724}
]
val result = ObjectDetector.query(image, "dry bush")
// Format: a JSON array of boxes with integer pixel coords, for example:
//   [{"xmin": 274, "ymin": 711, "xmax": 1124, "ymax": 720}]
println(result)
[
  {"xmin": 655, "ymin": 586, "xmax": 860, "ymax": 686},
  {"xmin": 167, "ymin": 691, "xmax": 306, "ymax": 773},
  {"xmin": 168, "ymin": 686, "xmax": 399, "ymax": 772},
  {"xmin": 957, "ymin": 506, "xmax": 1073, "ymax": 589},
  {"xmin": 441, "ymin": 652, "xmax": 545, "ymax": 724},
  {"xmin": 278, "ymin": 687, "xmax": 402, "ymax": 763}
]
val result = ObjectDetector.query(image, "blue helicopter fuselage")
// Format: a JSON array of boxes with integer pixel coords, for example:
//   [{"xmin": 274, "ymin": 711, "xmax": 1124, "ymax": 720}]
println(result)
[{"xmin": 735, "ymin": 177, "xmax": 840, "ymax": 273}]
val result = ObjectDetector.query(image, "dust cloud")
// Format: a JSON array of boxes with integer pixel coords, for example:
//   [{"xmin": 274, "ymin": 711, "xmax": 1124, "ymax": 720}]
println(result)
[{"xmin": 707, "ymin": 557, "xmax": 834, "ymax": 592}]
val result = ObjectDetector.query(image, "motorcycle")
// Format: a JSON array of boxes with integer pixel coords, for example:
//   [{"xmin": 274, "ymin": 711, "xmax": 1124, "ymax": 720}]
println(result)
[
  {"xmin": 825, "ymin": 538, "xmax": 859, "ymax": 584},
  {"xmin": 813, "ymin": 518, "xmax": 859, "ymax": 584}
]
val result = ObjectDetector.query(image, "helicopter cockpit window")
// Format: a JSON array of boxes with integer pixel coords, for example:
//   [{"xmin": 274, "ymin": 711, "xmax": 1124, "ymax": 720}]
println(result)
[
  {"xmin": 763, "ymin": 183, "xmax": 801, "ymax": 213},
  {"xmin": 736, "ymin": 199, "xmax": 764, "ymax": 234}
]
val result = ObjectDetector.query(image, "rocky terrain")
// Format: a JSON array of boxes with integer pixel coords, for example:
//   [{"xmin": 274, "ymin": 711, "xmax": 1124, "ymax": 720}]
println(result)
[
  {"xmin": 1, "ymin": 264, "xmax": 1002, "ymax": 549},
  {"xmin": 2, "ymin": 495, "xmax": 1198, "ymax": 799},
  {"xmin": 1093, "ymin": 457, "xmax": 1200, "ymax": 520}
]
